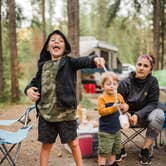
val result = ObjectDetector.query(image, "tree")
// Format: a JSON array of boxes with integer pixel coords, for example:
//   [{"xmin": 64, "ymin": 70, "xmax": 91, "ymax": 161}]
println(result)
[
  {"xmin": 8, "ymin": 0, "xmax": 20, "ymax": 101},
  {"xmin": 106, "ymin": 0, "xmax": 165, "ymax": 69},
  {"xmin": 160, "ymin": 0, "xmax": 166, "ymax": 69},
  {"xmin": 67, "ymin": 0, "xmax": 81, "ymax": 101},
  {"xmin": 0, "ymin": 0, "xmax": 4, "ymax": 99},
  {"xmin": 47, "ymin": 0, "xmax": 55, "ymax": 33},
  {"xmin": 30, "ymin": 0, "xmax": 43, "ymax": 59},
  {"xmin": 96, "ymin": 0, "xmax": 109, "ymax": 40},
  {"xmin": 41, "ymin": 0, "xmax": 46, "ymax": 44},
  {"xmin": 153, "ymin": 0, "xmax": 161, "ymax": 69}
]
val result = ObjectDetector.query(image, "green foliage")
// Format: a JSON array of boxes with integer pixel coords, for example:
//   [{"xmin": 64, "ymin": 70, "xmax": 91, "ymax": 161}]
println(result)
[
  {"xmin": 80, "ymin": 93, "xmax": 96, "ymax": 109},
  {"xmin": 106, "ymin": 17, "xmax": 144, "ymax": 64},
  {"xmin": 15, "ymin": 3, "xmax": 26, "ymax": 28},
  {"xmin": 80, "ymin": 0, "xmax": 98, "ymax": 36},
  {"xmin": 106, "ymin": 0, "xmax": 121, "ymax": 27},
  {"xmin": 153, "ymin": 70, "xmax": 166, "ymax": 87},
  {"xmin": 79, "ymin": 0, "xmax": 151, "ymax": 64},
  {"xmin": 1, "ymin": 0, "xmax": 158, "ymax": 104},
  {"xmin": 2, "ymin": 18, "xmax": 11, "ymax": 101},
  {"xmin": 18, "ymin": 78, "xmax": 33, "ymax": 104},
  {"xmin": 18, "ymin": 39, "xmax": 32, "ymax": 63}
]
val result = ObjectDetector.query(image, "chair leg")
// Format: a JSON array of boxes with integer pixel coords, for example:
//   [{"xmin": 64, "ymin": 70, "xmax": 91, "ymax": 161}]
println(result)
[
  {"xmin": 159, "ymin": 130, "xmax": 163, "ymax": 146},
  {"xmin": 14, "ymin": 143, "xmax": 22, "ymax": 163},
  {"xmin": 121, "ymin": 131, "xmax": 141, "ymax": 149},
  {"xmin": 0, "ymin": 144, "xmax": 16, "ymax": 166},
  {"xmin": 132, "ymin": 128, "xmax": 145, "ymax": 139},
  {"xmin": 154, "ymin": 136, "xmax": 158, "ymax": 148}
]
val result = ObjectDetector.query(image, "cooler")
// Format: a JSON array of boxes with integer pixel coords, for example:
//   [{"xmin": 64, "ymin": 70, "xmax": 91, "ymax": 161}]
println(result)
[
  {"xmin": 64, "ymin": 127, "xmax": 98, "ymax": 158},
  {"xmin": 78, "ymin": 134, "xmax": 93, "ymax": 157},
  {"xmin": 78, "ymin": 127, "xmax": 98, "ymax": 158}
]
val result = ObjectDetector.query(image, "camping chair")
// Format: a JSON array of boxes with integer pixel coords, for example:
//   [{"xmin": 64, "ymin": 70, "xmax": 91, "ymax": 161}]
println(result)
[
  {"xmin": 121, "ymin": 103, "xmax": 166, "ymax": 152},
  {"xmin": 120, "ymin": 126, "xmax": 157, "ymax": 157},
  {"xmin": 120, "ymin": 126, "xmax": 146, "ymax": 149},
  {"xmin": 0, "ymin": 105, "xmax": 35, "ymax": 166}
]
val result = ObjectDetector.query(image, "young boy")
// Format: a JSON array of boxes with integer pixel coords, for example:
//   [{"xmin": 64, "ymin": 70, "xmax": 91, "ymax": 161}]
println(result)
[
  {"xmin": 97, "ymin": 72, "xmax": 129, "ymax": 166},
  {"xmin": 24, "ymin": 29, "xmax": 105, "ymax": 166}
]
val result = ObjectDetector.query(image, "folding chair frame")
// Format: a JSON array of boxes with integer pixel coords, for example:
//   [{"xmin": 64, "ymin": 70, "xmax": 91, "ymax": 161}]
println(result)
[
  {"xmin": 159, "ymin": 109, "xmax": 166, "ymax": 146},
  {"xmin": 0, "ymin": 143, "xmax": 20, "ymax": 166},
  {"xmin": 121, "ymin": 127, "xmax": 146, "ymax": 149},
  {"xmin": 0, "ymin": 105, "xmax": 35, "ymax": 166}
]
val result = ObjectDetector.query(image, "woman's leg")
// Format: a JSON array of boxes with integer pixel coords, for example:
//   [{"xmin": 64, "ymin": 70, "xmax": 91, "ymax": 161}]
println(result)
[
  {"xmin": 68, "ymin": 138, "xmax": 83, "ymax": 166},
  {"xmin": 40, "ymin": 143, "xmax": 53, "ymax": 166},
  {"xmin": 145, "ymin": 108, "xmax": 164, "ymax": 148},
  {"xmin": 143, "ymin": 138, "xmax": 153, "ymax": 149},
  {"xmin": 139, "ymin": 108, "xmax": 164, "ymax": 164}
]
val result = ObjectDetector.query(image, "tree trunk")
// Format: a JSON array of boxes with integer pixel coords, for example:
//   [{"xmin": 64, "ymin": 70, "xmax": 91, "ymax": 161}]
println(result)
[
  {"xmin": 67, "ymin": 0, "xmax": 81, "ymax": 102},
  {"xmin": 160, "ymin": 0, "xmax": 166, "ymax": 69},
  {"xmin": 153, "ymin": 0, "xmax": 161, "ymax": 69},
  {"xmin": 48, "ymin": 0, "xmax": 55, "ymax": 32},
  {"xmin": 41, "ymin": 0, "xmax": 46, "ymax": 44},
  {"xmin": 97, "ymin": 0, "xmax": 109, "ymax": 40},
  {"xmin": 0, "ymin": 0, "xmax": 4, "ymax": 98},
  {"xmin": 8, "ymin": 0, "xmax": 20, "ymax": 102}
]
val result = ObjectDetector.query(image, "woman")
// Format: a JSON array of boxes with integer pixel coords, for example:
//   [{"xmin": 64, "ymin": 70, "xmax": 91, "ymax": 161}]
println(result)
[{"xmin": 117, "ymin": 54, "xmax": 164, "ymax": 165}]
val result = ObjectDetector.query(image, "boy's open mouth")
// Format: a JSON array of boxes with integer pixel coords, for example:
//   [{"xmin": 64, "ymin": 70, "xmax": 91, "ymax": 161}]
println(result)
[{"xmin": 53, "ymin": 45, "xmax": 60, "ymax": 50}]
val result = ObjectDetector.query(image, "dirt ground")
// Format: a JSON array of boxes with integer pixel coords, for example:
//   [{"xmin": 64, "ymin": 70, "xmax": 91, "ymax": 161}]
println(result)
[{"xmin": 0, "ymin": 99, "xmax": 166, "ymax": 166}]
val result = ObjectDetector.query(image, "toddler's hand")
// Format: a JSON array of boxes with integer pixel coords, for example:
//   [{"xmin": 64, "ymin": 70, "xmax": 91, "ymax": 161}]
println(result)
[
  {"xmin": 113, "ymin": 103, "xmax": 120, "ymax": 111},
  {"xmin": 119, "ymin": 103, "xmax": 129, "ymax": 113}
]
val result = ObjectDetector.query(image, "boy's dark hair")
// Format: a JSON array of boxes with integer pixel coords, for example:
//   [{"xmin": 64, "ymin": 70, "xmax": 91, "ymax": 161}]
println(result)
[{"xmin": 38, "ymin": 30, "xmax": 71, "ymax": 65}]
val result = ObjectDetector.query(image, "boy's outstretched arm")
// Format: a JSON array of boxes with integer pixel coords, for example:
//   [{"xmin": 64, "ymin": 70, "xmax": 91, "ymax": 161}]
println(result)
[{"xmin": 70, "ymin": 55, "xmax": 105, "ymax": 70}]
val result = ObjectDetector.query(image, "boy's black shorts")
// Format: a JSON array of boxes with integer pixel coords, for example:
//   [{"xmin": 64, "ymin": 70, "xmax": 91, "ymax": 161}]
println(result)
[{"xmin": 38, "ymin": 116, "xmax": 77, "ymax": 144}]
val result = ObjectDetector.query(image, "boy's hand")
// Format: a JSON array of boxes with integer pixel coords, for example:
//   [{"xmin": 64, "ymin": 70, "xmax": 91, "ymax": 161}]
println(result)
[
  {"xmin": 94, "ymin": 57, "xmax": 105, "ymax": 68},
  {"xmin": 27, "ymin": 87, "xmax": 40, "ymax": 102}
]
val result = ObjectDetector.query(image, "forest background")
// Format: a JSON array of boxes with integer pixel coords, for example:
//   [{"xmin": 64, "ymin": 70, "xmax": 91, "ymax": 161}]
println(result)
[{"xmin": 0, "ymin": 0, "xmax": 165, "ymax": 104}]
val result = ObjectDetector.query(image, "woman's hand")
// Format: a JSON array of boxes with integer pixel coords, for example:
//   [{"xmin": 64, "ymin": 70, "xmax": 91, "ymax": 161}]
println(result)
[
  {"xmin": 129, "ymin": 114, "xmax": 138, "ymax": 126},
  {"xmin": 94, "ymin": 57, "xmax": 105, "ymax": 68},
  {"xmin": 27, "ymin": 87, "xmax": 40, "ymax": 102}
]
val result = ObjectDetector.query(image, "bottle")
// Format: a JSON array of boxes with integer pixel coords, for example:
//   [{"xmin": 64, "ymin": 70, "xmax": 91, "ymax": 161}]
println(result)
[
  {"xmin": 77, "ymin": 105, "xmax": 82, "ymax": 123},
  {"xmin": 82, "ymin": 108, "xmax": 87, "ymax": 124}
]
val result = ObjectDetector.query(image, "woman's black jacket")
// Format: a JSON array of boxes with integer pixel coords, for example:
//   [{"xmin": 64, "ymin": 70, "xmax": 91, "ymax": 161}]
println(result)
[{"xmin": 118, "ymin": 71, "xmax": 159, "ymax": 120}]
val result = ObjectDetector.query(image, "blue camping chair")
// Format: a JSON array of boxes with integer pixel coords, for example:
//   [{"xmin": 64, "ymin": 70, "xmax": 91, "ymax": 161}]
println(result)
[{"xmin": 0, "ymin": 105, "xmax": 35, "ymax": 166}]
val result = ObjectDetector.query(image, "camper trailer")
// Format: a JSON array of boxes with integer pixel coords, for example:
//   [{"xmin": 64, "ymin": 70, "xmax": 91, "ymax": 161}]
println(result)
[{"xmin": 80, "ymin": 36, "xmax": 122, "ymax": 93}]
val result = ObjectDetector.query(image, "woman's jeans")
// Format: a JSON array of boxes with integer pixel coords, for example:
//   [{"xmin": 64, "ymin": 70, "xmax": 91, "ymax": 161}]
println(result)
[{"xmin": 139, "ymin": 108, "xmax": 164, "ymax": 140}]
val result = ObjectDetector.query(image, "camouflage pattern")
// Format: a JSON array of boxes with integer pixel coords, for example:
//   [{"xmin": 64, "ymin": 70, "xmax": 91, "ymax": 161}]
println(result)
[{"xmin": 37, "ymin": 60, "xmax": 76, "ymax": 122}]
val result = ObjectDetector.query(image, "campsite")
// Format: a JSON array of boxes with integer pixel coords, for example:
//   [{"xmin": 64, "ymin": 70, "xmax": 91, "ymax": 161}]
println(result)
[
  {"xmin": 0, "ymin": 92, "xmax": 166, "ymax": 166},
  {"xmin": 0, "ymin": 0, "xmax": 166, "ymax": 166}
]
